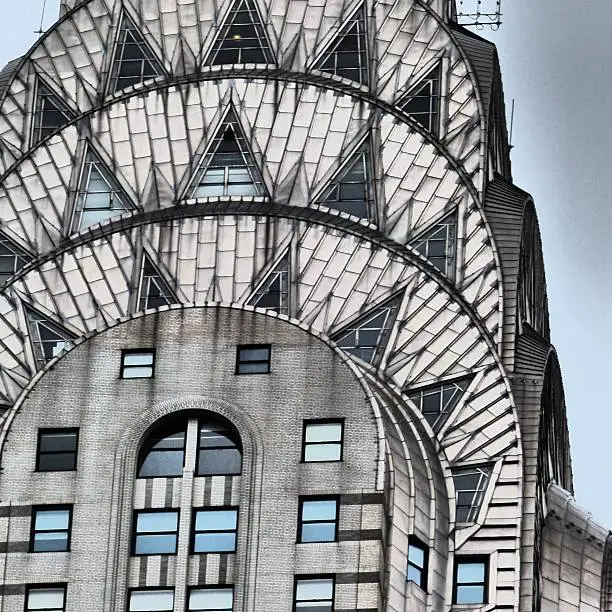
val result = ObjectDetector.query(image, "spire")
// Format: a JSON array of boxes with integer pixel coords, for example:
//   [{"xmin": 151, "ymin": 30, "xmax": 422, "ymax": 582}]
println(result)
[
  {"xmin": 406, "ymin": 375, "xmax": 472, "ymax": 431},
  {"xmin": 138, "ymin": 257, "xmax": 177, "ymax": 311},
  {"xmin": 399, "ymin": 64, "xmax": 441, "ymax": 136},
  {"xmin": 109, "ymin": 12, "xmax": 164, "ymax": 93},
  {"xmin": 411, "ymin": 212, "xmax": 457, "ymax": 278},
  {"xmin": 315, "ymin": 140, "xmax": 374, "ymax": 220},
  {"xmin": 331, "ymin": 293, "xmax": 402, "ymax": 366},
  {"xmin": 206, "ymin": 0, "xmax": 274, "ymax": 65},
  {"xmin": 312, "ymin": 6, "xmax": 368, "ymax": 85},
  {"xmin": 25, "ymin": 307, "xmax": 74, "ymax": 369},
  {"xmin": 247, "ymin": 253, "xmax": 289, "ymax": 314},
  {"xmin": 31, "ymin": 78, "xmax": 76, "ymax": 144},
  {"xmin": 0, "ymin": 234, "xmax": 31, "ymax": 284},
  {"xmin": 72, "ymin": 148, "xmax": 132, "ymax": 232},
  {"xmin": 190, "ymin": 111, "xmax": 266, "ymax": 198}
]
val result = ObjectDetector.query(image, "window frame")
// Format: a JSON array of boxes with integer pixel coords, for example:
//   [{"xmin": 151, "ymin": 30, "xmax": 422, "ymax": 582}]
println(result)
[
  {"xmin": 127, "ymin": 587, "xmax": 175, "ymax": 612},
  {"xmin": 235, "ymin": 344, "xmax": 271, "ymax": 375},
  {"xmin": 186, "ymin": 585, "xmax": 234, "ymax": 612},
  {"xmin": 196, "ymin": 420, "xmax": 242, "ymax": 477},
  {"xmin": 131, "ymin": 508, "xmax": 180, "ymax": 556},
  {"xmin": 297, "ymin": 496, "xmax": 340, "ymax": 544},
  {"xmin": 29, "ymin": 505, "xmax": 73, "ymax": 553},
  {"xmin": 301, "ymin": 419, "xmax": 345, "ymax": 463},
  {"xmin": 35, "ymin": 428, "xmax": 79, "ymax": 472},
  {"xmin": 407, "ymin": 535, "xmax": 428, "ymax": 590},
  {"xmin": 452, "ymin": 555, "xmax": 489, "ymax": 605},
  {"xmin": 293, "ymin": 574, "xmax": 335, "ymax": 612},
  {"xmin": 120, "ymin": 348, "xmax": 156, "ymax": 379},
  {"xmin": 191, "ymin": 506, "xmax": 239, "ymax": 554},
  {"xmin": 25, "ymin": 583, "xmax": 67, "ymax": 612}
]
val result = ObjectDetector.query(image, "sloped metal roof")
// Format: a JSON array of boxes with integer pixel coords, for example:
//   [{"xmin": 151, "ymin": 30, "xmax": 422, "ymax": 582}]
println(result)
[{"xmin": 0, "ymin": 57, "xmax": 22, "ymax": 100}]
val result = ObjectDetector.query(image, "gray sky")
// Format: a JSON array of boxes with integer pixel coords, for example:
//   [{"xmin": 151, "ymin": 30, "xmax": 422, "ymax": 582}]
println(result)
[{"xmin": 2, "ymin": 1, "xmax": 611, "ymax": 524}]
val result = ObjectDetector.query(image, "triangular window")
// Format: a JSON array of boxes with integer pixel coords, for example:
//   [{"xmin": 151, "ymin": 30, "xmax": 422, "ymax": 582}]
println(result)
[
  {"xmin": 313, "ymin": 6, "xmax": 368, "ymax": 85},
  {"xmin": 0, "ymin": 234, "xmax": 30, "ymax": 284},
  {"xmin": 31, "ymin": 79, "xmax": 75, "ymax": 145},
  {"xmin": 72, "ymin": 150, "xmax": 131, "ymax": 231},
  {"xmin": 206, "ymin": 0, "xmax": 274, "ymax": 65},
  {"xmin": 138, "ymin": 257, "xmax": 177, "ymax": 311},
  {"xmin": 315, "ymin": 141, "xmax": 374, "ymax": 220},
  {"xmin": 26, "ymin": 308, "xmax": 74, "ymax": 369},
  {"xmin": 331, "ymin": 294, "xmax": 402, "ymax": 365},
  {"xmin": 399, "ymin": 65, "xmax": 441, "ymax": 136},
  {"xmin": 406, "ymin": 376, "xmax": 472, "ymax": 431},
  {"xmin": 247, "ymin": 254, "xmax": 289, "ymax": 314},
  {"xmin": 411, "ymin": 212, "xmax": 457, "ymax": 278},
  {"xmin": 109, "ymin": 13, "xmax": 164, "ymax": 94},
  {"xmin": 452, "ymin": 465, "xmax": 493, "ymax": 524},
  {"xmin": 191, "ymin": 112, "xmax": 265, "ymax": 198}
]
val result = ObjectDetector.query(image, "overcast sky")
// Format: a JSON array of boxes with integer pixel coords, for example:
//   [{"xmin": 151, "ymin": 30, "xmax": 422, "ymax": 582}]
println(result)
[{"xmin": 1, "ymin": 1, "xmax": 611, "ymax": 524}]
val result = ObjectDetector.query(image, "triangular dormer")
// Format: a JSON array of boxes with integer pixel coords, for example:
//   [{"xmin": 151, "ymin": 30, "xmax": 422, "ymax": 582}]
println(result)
[
  {"xmin": 399, "ymin": 64, "xmax": 442, "ymax": 136},
  {"xmin": 31, "ymin": 77, "xmax": 76, "ymax": 145},
  {"xmin": 0, "ymin": 233, "xmax": 31, "ymax": 284},
  {"xmin": 410, "ymin": 211, "xmax": 457, "ymax": 279},
  {"xmin": 247, "ymin": 253, "xmax": 289, "ymax": 314},
  {"xmin": 109, "ymin": 12, "xmax": 165, "ymax": 94},
  {"xmin": 138, "ymin": 256, "xmax": 178, "ymax": 311},
  {"xmin": 205, "ymin": 0, "xmax": 274, "ymax": 65},
  {"xmin": 25, "ymin": 306, "xmax": 75, "ymax": 369},
  {"xmin": 312, "ymin": 6, "xmax": 368, "ymax": 85}
]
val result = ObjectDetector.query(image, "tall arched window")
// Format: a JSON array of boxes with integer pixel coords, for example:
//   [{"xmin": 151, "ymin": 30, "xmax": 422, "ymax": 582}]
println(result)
[{"xmin": 137, "ymin": 413, "xmax": 242, "ymax": 478}]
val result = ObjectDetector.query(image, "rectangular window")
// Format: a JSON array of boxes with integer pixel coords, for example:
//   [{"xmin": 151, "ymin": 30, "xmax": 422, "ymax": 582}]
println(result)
[
  {"xmin": 133, "ymin": 510, "xmax": 179, "ymax": 555},
  {"xmin": 192, "ymin": 508, "xmax": 238, "ymax": 553},
  {"xmin": 188, "ymin": 587, "xmax": 234, "ymax": 611},
  {"xmin": 128, "ymin": 589, "xmax": 174, "ymax": 611},
  {"xmin": 121, "ymin": 349, "xmax": 155, "ymax": 379},
  {"xmin": 407, "ymin": 536, "xmax": 428, "ymax": 590},
  {"xmin": 298, "ymin": 497, "xmax": 339, "ymax": 543},
  {"xmin": 294, "ymin": 576, "xmax": 334, "ymax": 611},
  {"xmin": 302, "ymin": 420, "xmax": 344, "ymax": 462},
  {"xmin": 36, "ymin": 428, "xmax": 78, "ymax": 472},
  {"xmin": 235, "ymin": 344, "xmax": 271, "ymax": 375},
  {"xmin": 30, "ymin": 506, "xmax": 72, "ymax": 553},
  {"xmin": 453, "ymin": 557, "xmax": 489, "ymax": 605},
  {"xmin": 26, "ymin": 584, "xmax": 66, "ymax": 612}
]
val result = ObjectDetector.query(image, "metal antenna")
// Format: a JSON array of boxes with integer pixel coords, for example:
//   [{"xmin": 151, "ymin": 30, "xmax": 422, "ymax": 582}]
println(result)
[
  {"xmin": 509, "ymin": 98, "xmax": 515, "ymax": 149},
  {"xmin": 35, "ymin": 0, "xmax": 48, "ymax": 35}
]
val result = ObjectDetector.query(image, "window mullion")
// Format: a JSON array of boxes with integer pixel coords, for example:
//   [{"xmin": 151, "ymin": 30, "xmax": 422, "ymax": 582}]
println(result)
[{"xmin": 184, "ymin": 419, "xmax": 199, "ymax": 473}]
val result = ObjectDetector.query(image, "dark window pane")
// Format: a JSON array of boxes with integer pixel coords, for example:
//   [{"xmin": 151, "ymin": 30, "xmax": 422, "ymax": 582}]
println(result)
[
  {"xmin": 40, "ymin": 431, "xmax": 77, "ymax": 453},
  {"xmin": 197, "ymin": 448, "xmax": 242, "ymax": 476},
  {"xmin": 138, "ymin": 450, "xmax": 185, "ymax": 477},
  {"xmin": 33, "ymin": 532, "xmax": 69, "ymax": 552},
  {"xmin": 38, "ymin": 452, "xmax": 76, "ymax": 471}
]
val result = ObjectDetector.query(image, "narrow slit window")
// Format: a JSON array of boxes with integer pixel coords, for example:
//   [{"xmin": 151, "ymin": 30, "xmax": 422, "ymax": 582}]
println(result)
[
  {"xmin": 407, "ymin": 536, "xmax": 428, "ymax": 590},
  {"xmin": 302, "ymin": 420, "xmax": 344, "ymax": 462},
  {"xmin": 192, "ymin": 508, "xmax": 238, "ymax": 553},
  {"xmin": 30, "ymin": 507, "xmax": 72, "ymax": 553},
  {"xmin": 298, "ymin": 497, "xmax": 339, "ymax": 543},
  {"xmin": 36, "ymin": 429, "xmax": 79, "ymax": 472},
  {"xmin": 235, "ymin": 344, "xmax": 271, "ymax": 374},
  {"xmin": 121, "ymin": 349, "xmax": 155, "ymax": 379}
]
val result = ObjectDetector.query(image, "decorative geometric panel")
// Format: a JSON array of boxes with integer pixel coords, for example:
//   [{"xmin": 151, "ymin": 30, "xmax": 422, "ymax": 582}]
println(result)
[
  {"xmin": 72, "ymin": 148, "xmax": 132, "ymax": 232},
  {"xmin": 31, "ymin": 78, "xmax": 76, "ymax": 146},
  {"xmin": 331, "ymin": 293, "xmax": 402, "ymax": 366},
  {"xmin": 406, "ymin": 375, "xmax": 473, "ymax": 431},
  {"xmin": 138, "ymin": 257, "xmax": 177, "ymax": 311},
  {"xmin": 0, "ymin": 234, "xmax": 30, "ymax": 284},
  {"xmin": 452, "ymin": 464, "xmax": 492, "ymax": 523},
  {"xmin": 314, "ymin": 140, "xmax": 374, "ymax": 221},
  {"xmin": 247, "ymin": 253, "xmax": 289, "ymax": 315},
  {"xmin": 399, "ymin": 64, "xmax": 441, "ymax": 136},
  {"xmin": 205, "ymin": 0, "xmax": 274, "ymax": 65},
  {"xmin": 25, "ymin": 307, "xmax": 74, "ymax": 370},
  {"xmin": 108, "ymin": 12, "xmax": 164, "ymax": 94},
  {"xmin": 312, "ymin": 6, "xmax": 369, "ymax": 85},
  {"xmin": 411, "ymin": 211, "xmax": 457, "ymax": 278},
  {"xmin": 190, "ymin": 110, "xmax": 266, "ymax": 198}
]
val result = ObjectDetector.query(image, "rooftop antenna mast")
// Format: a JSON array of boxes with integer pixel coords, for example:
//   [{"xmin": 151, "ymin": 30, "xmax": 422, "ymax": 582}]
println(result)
[
  {"xmin": 454, "ymin": 0, "xmax": 503, "ymax": 29},
  {"xmin": 35, "ymin": 0, "xmax": 48, "ymax": 35}
]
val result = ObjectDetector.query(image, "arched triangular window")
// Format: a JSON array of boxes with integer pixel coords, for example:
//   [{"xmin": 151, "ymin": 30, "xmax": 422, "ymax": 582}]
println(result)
[
  {"xmin": 452, "ymin": 465, "xmax": 493, "ymax": 523},
  {"xmin": 25, "ymin": 307, "xmax": 74, "ymax": 369},
  {"xmin": 247, "ymin": 253, "xmax": 289, "ymax": 314},
  {"xmin": 109, "ymin": 13, "xmax": 165, "ymax": 94},
  {"xmin": 190, "ymin": 111, "xmax": 266, "ymax": 198},
  {"xmin": 406, "ymin": 375, "xmax": 473, "ymax": 431},
  {"xmin": 312, "ymin": 6, "xmax": 368, "ymax": 85},
  {"xmin": 72, "ymin": 147, "xmax": 132, "ymax": 232},
  {"xmin": 399, "ymin": 64, "xmax": 442, "ymax": 136},
  {"xmin": 0, "ymin": 233, "xmax": 30, "ymax": 284},
  {"xmin": 315, "ymin": 140, "xmax": 374, "ymax": 221},
  {"xmin": 138, "ymin": 256, "xmax": 177, "ymax": 311},
  {"xmin": 31, "ymin": 78, "xmax": 75, "ymax": 145},
  {"xmin": 331, "ymin": 293, "xmax": 402, "ymax": 365},
  {"xmin": 205, "ymin": 0, "xmax": 274, "ymax": 65},
  {"xmin": 411, "ymin": 211, "xmax": 457, "ymax": 278}
]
